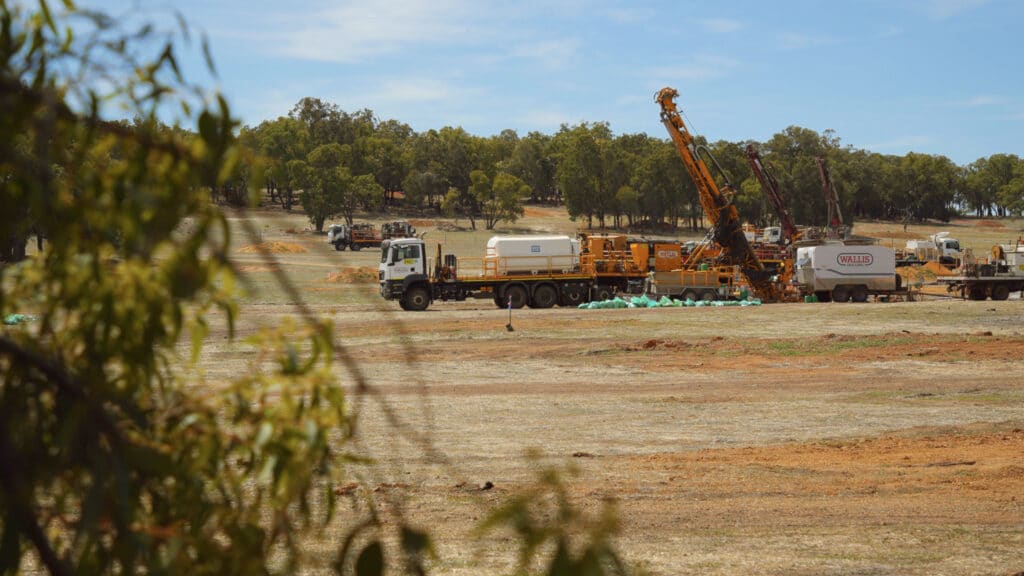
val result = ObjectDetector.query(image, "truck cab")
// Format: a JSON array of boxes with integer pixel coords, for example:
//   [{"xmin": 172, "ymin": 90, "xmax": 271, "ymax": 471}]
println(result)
[
  {"xmin": 379, "ymin": 238, "xmax": 430, "ymax": 307},
  {"xmin": 379, "ymin": 238, "xmax": 426, "ymax": 282}
]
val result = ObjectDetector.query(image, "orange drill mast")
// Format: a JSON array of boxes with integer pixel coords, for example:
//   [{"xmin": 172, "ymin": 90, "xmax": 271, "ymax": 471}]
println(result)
[{"xmin": 655, "ymin": 87, "xmax": 777, "ymax": 300}]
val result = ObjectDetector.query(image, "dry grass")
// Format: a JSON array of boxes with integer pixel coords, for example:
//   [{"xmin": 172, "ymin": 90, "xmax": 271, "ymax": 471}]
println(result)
[{"xmin": 193, "ymin": 207, "xmax": 1024, "ymax": 575}]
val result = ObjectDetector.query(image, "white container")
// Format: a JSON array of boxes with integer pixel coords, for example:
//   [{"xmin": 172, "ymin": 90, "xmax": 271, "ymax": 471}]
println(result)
[
  {"xmin": 795, "ymin": 244, "xmax": 897, "ymax": 291},
  {"xmin": 485, "ymin": 235, "xmax": 580, "ymax": 275}
]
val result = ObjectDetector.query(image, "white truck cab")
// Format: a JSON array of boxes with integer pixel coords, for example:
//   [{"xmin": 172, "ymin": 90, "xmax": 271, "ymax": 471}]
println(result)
[{"xmin": 379, "ymin": 238, "xmax": 426, "ymax": 285}]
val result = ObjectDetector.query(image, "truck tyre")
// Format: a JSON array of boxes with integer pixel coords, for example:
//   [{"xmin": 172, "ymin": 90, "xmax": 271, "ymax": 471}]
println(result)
[
  {"xmin": 504, "ymin": 285, "xmax": 528, "ymax": 309},
  {"xmin": 560, "ymin": 284, "xmax": 587, "ymax": 307},
  {"xmin": 968, "ymin": 286, "xmax": 988, "ymax": 301},
  {"xmin": 593, "ymin": 285, "xmax": 613, "ymax": 302},
  {"xmin": 851, "ymin": 285, "xmax": 868, "ymax": 303},
  {"xmin": 530, "ymin": 284, "xmax": 558, "ymax": 309},
  {"xmin": 334, "ymin": 242, "xmax": 346, "ymax": 251},
  {"xmin": 991, "ymin": 284, "xmax": 1010, "ymax": 301},
  {"xmin": 351, "ymin": 243, "xmax": 361, "ymax": 252},
  {"xmin": 831, "ymin": 285, "xmax": 851, "ymax": 303},
  {"xmin": 403, "ymin": 286, "xmax": 430, "ymax": 311},
  {"xmin": 681, "ymin": 290, "xmax": 698, "ymax": 302},
  {"xmin": 700, "ymin": 290, "xmax": 717, "ymax": 302}
]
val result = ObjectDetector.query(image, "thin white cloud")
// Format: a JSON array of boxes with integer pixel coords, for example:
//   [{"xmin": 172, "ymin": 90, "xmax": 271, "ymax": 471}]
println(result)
[
  {"xmin": 604, "ymin": 7, "xmax": 654, "ymax": 24},
  {"xmin": 279, "ymin": 0, "xmax": 475, "ymax": 63},
  {"xmin": 877, "ymin": 24, "xmax": 903, "ymax": 39},
  {"xmin": 648, "ymin": 54, "xmax": 740, "ymax": 83},
  {"xmin": 699, "ymin": 18, "xmax": 743, "ymax": 34},
  {"xmin": 957, "ymin": 95, "xmax": 1003, "ymax": 107},
  {"xmin": 921, "ymin": 0, "xmax": 989, "ymax": 20},
  {"xmin": 374, "ymin": 77, "xmax": 455, "ymax": 103},
  {"xmin": 510, "ymin": 38, "xmax": 582, "ymax": 70}
]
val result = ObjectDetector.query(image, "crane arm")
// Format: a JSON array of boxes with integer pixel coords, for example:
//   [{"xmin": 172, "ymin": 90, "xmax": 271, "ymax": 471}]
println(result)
[
  {"xmin": 744, "ymin": 144, "xmax": 799, "ymax": 244},
  {"xmin": 816, "ymin": 156, "xmax": 846, "ymax": 238}
]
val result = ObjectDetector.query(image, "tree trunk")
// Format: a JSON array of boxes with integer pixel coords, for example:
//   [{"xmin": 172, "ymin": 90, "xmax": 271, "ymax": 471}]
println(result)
[{"xmin": 1, "ymin": 234, "xmax": 28, "ymax": 263}]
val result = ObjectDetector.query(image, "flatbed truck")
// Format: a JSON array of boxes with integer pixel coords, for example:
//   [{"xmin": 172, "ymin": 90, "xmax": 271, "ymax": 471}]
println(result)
[
  {"xmin": 380, "ymin": 236, "xmax": 595, "ymax": 311},
  {"xmin": 937, "ymin": 242, "xmax": 1024, "ymax": 300}
]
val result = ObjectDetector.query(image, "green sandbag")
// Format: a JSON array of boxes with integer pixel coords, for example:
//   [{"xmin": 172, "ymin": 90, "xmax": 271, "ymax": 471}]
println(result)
[
  {"xmin": 658, "ymin": 296, "xmax": 674, "ymax": 307},
  {"xmin": 3, "ymin": 314, "xmax": 36, "ymax": 325}
]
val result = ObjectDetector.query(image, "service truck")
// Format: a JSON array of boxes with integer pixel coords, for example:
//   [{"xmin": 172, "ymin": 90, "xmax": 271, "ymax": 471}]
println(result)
[
  {"xmin": 793, "ymin": 243, "xmax": 910, "ymax": 302},
  {"xmin": 328, "ymin": 221, "xmax": 416, "ymax": 251},
  {"xmin": 380, "ymin": 235, "xmax": 594, "ymax": 311},
  {"xmin": 898, "ymin": 232, "xmax": 961, "ymax": 267},
  {"xmin": 937, "ymin": 241, "xmax": 1024, "ymax": 300}
]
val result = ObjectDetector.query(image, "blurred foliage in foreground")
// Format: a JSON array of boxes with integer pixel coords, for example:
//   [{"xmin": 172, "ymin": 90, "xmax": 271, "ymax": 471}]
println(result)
[{"xmin": 0, "ymin": 2, "xmax": 629, "ymax": 574}]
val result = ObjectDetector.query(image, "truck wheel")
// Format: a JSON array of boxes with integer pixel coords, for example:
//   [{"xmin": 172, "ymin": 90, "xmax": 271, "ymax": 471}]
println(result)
[
  {"xmin": 681, "ymin": 290, "xmax": 698, "ymax": 302},
  {"xmin": 851, "ymin": 285, "xmax": 868, "ymax": 303},
  {"xmin": 593, "ymin": 286, "xmax": 613, "ymax": 302},
  {"xmin": 968, "ymin": 286, "xmax": 988, "ymax": 301},
  {"xmin": 831, "ymin": 285, "xmax": 851, "ymax": 303},
  {"xmin": 351, "ymin": 243, "xmax": 361, "ymax": 252},
  {"xmin": 403, "ymin": 286, "xmax": 430, "ymax": 311},
  {"xmin": 560, "ymin": 284, "xmax": 586, "ymax": 307},
  {"xmin": 334, "ymin": 242, "xmax": 346, "ymax": 251},
  {"xmin": 530, "ymin": 284, "xmax": 557, "ymax": 309},
  {"xmin": 991, "ymin": 284, "xmax": 1010, "ymax": 301},
  {"xmin": 504, "ymin": 285, "xmax": 527, "ymax": 309},
  {"xmin": 700, "ymin": 290, "xmax": 717, "ymax": 302}
]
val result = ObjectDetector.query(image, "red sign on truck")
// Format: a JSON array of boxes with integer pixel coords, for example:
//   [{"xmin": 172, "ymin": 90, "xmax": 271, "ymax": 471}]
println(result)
[{"xmin": 837, "ymin": 253, "xmax": 873, "ymax": 266}]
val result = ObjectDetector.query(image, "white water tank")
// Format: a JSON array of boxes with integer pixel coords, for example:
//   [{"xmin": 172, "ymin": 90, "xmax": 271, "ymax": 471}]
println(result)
[{"xmin": 485, "ymin": 235, "xmax": 580, "ymax": 275}]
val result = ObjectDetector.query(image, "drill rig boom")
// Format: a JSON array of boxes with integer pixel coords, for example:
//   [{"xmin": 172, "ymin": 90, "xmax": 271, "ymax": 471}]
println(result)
[{"xmin": 655, "ymin": 87, "xmax": 777, "ymax": 300}]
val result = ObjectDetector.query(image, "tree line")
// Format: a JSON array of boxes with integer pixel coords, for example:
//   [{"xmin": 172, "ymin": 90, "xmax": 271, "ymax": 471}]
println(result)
[{"xmin": 235, "ymin": 98, "xmax": 1024, "ymax": 236}]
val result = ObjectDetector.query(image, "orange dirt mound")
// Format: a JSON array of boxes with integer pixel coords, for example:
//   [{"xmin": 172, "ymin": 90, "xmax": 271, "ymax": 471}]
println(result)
[
  {"xmin": 408, "ymin": 219, "xmax": 437, "ymax": 228},
  {"xmin": 236, "ymin": 241, "xmax": 307, "ymax": 254},
  {"xmin": 923, "ymin": 261, "xmax": 955, "ymax": 276},
  {"xmin": 326, "ymin": 267, "xmax": 378, "ymax": 284},
  {"xmin": 975, "ymin": 219, "xmax": 1005, "ymax": 228},
  {"xmin": 897, "ymin": 261, "xmax": 955, "ymax": 284},
  {"xmin": 897, "ymin": 266, "xmax": 930, "ymax": 284}
]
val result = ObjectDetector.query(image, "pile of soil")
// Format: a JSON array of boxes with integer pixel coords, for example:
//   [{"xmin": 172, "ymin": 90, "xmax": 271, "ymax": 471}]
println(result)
[
  {"xmin": 408, "ymin": 219, "xmax": 437, "ymax": 228},
  {"xmin": 896, "ymin": 261, "xmax": 955, "ymax": 284},
  {"xmin": 236, "ymin": 241, "xmax": 307, "ymax": 254},
  {"xmin": 326, "ymin": 267, "xmax": 378, "ymax": 283}
]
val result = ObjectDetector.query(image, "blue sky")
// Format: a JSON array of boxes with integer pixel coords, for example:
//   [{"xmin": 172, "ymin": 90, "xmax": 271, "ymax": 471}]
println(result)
[{"xmin": 93, "ymin": 0, "xmax": 1020, "ymax": 165}]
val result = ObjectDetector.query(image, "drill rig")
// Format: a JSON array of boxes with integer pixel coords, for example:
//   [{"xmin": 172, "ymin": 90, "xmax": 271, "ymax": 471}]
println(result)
[{"xmin": 655, "ymin": 87, "xmax": 779, "ymax": 301}]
